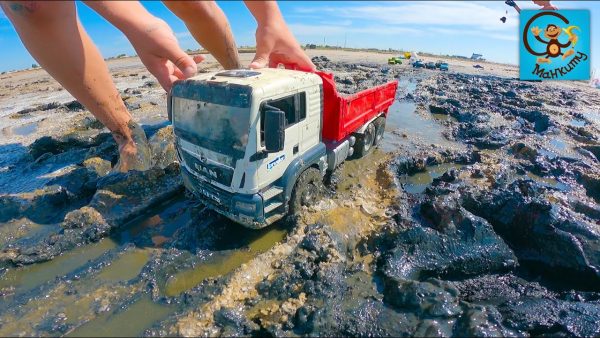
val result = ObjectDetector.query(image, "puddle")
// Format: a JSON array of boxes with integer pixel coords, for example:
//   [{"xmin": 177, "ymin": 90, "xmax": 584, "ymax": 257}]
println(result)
[
  {"xmin": 163, "ymin": 225, "xmax": 287, "ymax": 297},
  {"xmin": 397, "ymin": 78, "xmax": 418, "ymax": 93},
  {"xmin": 118, "ymin": 197, "xmax": 191, "ymax": 247},
  {"xmin": 0, "ymin": 239, "xmax": 117, "ymax": 293},
  {"xmin": 383, "ymin": 101, "xmax": 461, "ymax": 153},
  {"xmin": 586, "ymin": 111, "xmax": 600, "ymax": 126},
  {"xmin": 521, "ymin": 172, "xmax": 569, "ymax": 191},
  {"xmin": 549, "ymin": 138, "xmax": 567, "ymax": 151},
  {"xmin": 66, "ymin": 296, "xmax": 174, "ymax": 337},
  {"xmin": 431, "ymin": 113, "xmax": 457, "ymax": 122},
  {"xmin": 569, "ymin": 118, "xmax": 587, "ymax": 128},
  {"xmin": 96, "ymin": 249, "xmax": 151, "ymax": 282},
  {"xmin": 12, "ymin": 122, "xmax": 39, "ymax": 136},
  {"xmin": 399, "ymin": 163, "xmax": 464, "ymax": 194}
]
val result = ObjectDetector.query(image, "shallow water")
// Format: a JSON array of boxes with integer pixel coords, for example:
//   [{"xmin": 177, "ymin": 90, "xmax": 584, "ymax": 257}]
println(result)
[
  {"xmin": 521, "ymin": 172, "xmax": 569, "ymax": 191},
  {"xmin": 0, "ymin": 239, "xmax": 117, "ymax": 293},
  {"xmin": 163, "ymin": 225, "xmax": 287, "ymax": 297},
  {"xmin": 384, "ymin": 101, "xmax": 459, "ymax": 153},
  {"xmin": 96, "ymin": 249, "xmax": 151, "ymax": 282},
  {"xmin": 12, "ymin": 122, "xmax": 38, "ymax": 136},
  {"xmin": 66, "ymin": 296, "xmax": 174, "ymax": 337},
  {"xmin": 569, "ymin": 118, "xmax": 586, "ymax": 128},
  {"xmin": 398, "ymin": 163, "xmax": 465, "ymax": 194}
]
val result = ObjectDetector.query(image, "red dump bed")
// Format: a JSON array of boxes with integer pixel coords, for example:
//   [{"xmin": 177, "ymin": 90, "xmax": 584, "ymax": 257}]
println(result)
[{"xmin": 316, "ymin": 71, "xmax": 398, "ymax": 142}]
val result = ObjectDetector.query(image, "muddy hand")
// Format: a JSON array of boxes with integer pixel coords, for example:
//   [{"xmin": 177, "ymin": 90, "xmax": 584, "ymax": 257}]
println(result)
[{"xmin": 113, "ymin": 120, "xmax": 152, "ymax": 173}]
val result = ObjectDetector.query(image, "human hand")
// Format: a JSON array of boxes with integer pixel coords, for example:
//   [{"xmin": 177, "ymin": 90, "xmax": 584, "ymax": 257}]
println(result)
[
  {"xmin": 250, "ymin": 20, "xmax": 315, "ymax": 71},
  {"xmin": 125, "ymin": 18, "xmax": 203, "ymax": 92},
  {"xmin": 531, "ymin": 26, "xmax": 541, "ymax": 36},
  {"xmin": 532, "ymin": 1, "xmax": 558, "ymax": 10}
]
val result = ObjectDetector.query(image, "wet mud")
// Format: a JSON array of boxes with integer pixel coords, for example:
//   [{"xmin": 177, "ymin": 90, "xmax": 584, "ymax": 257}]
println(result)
[{"xmin": 1, "ymin": 54, "xmax": 599, "ymax": 336}]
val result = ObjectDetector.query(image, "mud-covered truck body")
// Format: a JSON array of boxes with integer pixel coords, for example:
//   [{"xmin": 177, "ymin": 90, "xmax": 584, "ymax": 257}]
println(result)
[{"xmin": 169, "ymin": 68, "xmax": 397, "ymax": 228}]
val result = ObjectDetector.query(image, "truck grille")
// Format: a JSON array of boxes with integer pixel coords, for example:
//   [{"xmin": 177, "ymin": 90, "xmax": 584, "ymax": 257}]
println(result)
[
  {"xmin": 179, "ymin": 149, "xmax": 234, "ymax": 187},
  {"xmin": 182, "ymin": 166, "xmax": 234, "ymax": 213}
]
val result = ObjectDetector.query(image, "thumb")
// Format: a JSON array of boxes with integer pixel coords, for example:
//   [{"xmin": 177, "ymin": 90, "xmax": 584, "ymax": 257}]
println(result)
[
  {"xmin": 166, "ymin": 48, "xmax": 197, "ymax": 78},
  {"xmin": 250, "ymin": 49, "xmax": 270, "ymax": 69}
]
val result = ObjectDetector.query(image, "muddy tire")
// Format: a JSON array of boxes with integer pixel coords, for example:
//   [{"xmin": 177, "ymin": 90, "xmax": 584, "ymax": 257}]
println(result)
[
  {"xmin": 354, "ymin": 122, "xmax": 376, "ymax": 158},
  {"xmin": 289, "ymin": 167, "xmax": 324, "ymax": 214},
  {"xmin": 373, "ymin": 116, "xmax": 386, "ymax": 146}
]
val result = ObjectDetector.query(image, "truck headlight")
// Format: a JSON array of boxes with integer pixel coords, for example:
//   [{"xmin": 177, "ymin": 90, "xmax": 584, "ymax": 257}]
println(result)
[{"xmin": 235, "ymin": 201, "xmax": 256, "ymax": 214}]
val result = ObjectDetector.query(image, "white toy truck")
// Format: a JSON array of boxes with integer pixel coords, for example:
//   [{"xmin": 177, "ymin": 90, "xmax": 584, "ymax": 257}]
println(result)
[{"xmin": 169, "ymin": 68, "xmax": 398, "ymax": 228}]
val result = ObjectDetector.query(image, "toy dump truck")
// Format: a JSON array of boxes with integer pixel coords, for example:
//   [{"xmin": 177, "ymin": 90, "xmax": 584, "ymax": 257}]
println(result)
[
  {"xmin": 388, "ymin": 56, "xmax": 403, "ymax": 65},
  {"xmin": 168, "ymin": 69, "xmax": 398, "ymax": 228}
]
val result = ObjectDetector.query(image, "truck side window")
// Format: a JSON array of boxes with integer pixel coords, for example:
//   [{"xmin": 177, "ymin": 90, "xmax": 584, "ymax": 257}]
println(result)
[{"xmin": 260, "ymin": 92, "xmax": 307, "ymax": 145}]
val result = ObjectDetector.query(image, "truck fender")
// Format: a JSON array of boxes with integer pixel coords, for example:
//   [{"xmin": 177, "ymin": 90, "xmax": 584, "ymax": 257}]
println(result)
[
  {"xmin": 354, "ymin": 113, "xmax": 385, "ymax": 134},
  {"xmin": 279, "ymin": 143, "xmax": 327, "ymax": 203}
]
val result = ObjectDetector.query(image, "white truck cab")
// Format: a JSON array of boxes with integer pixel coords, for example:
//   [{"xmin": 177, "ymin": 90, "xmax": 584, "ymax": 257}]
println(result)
[{"xmin": 170, "ymin": 69, "xmax": 327, "ymax": 228}]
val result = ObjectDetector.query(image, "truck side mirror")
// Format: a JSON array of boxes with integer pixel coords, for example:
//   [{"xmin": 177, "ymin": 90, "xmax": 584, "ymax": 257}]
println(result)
[{"xmin": 264, "ymin": 106, "xmax": 285, "ymax": 153}]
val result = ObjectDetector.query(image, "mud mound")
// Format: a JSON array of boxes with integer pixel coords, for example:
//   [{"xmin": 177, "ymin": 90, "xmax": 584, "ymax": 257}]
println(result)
[{"xmin": 312, "ymin": 56, "xmax": 400, "ymax": 95}]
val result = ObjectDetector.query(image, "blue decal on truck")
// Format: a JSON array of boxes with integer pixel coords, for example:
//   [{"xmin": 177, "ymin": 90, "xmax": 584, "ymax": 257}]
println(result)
[{"xmin": 267, "ymin": 154, "xmax": 286, "ymax": 170}]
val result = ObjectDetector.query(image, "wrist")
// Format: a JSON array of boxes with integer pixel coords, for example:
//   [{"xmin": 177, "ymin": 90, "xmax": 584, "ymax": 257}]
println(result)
[
  {"xmin": 121, "ymin": 15, "xmax": 162, "ymax": 40},
  {"xmin": 111, "ymin": 120, "xmax": 135, "ymax": 147}
]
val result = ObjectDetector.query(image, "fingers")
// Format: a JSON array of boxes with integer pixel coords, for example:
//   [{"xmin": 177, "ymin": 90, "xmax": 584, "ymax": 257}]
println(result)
[
  {"xmin": 290, "ymin": 51, "xmax": 316, "ymax": 71},
  {"xmin": 250, "ymin": 54, "xmax": 269, "ymax": 69},
  {"xmin": 250, "ymin": 43, "xmax": 271, "ymax": 69},
  {"xmin": 164, "ymin": 47, "xmax": 197, "ymax": 78},
  {"xmin": 150, "ymin": 55, "xmax": 203, "ymax": 93},
  {"xmin": 150, "ymin": 61, "xmax": 178, "ymax": 92}
]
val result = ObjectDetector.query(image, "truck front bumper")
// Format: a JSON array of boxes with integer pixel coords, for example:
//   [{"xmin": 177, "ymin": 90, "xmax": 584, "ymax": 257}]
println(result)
[{"xmin": 181, "ymin": 166, "xmax": 269, "ymax": 229}]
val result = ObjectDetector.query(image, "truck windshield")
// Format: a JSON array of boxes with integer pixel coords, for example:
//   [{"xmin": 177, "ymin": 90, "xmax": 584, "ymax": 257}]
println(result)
[{"xmin": 172, "ymin": 97, "xmax": 250, "ymax": 159}]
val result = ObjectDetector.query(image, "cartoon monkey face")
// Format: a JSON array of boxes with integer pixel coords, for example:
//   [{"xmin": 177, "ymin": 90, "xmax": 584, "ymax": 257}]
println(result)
[{"xmin": 544, "ymin": 24, "xmax": 562, "ymax": 39}]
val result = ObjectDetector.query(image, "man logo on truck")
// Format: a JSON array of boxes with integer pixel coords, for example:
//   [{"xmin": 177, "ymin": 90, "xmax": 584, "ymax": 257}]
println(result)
[{"xmin": 194, "ymin": 162, "xmax": 218, "ymax": 179}]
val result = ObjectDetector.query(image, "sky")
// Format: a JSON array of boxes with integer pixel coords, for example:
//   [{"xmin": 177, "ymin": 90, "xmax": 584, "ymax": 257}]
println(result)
[{"xmin": 0, "ymin": 1, "xmax": 598, "ymax": 74}]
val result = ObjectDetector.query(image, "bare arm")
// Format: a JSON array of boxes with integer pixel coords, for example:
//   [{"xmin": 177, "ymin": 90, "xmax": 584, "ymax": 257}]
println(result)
[
  {"xmin": 1, "ymin": 1, "xmax": 150, "ymax": 172},
  {"xmin": 163, "ymin": 1, "xmax": 241, "ymax": 69},
  {"xmin": 243, "ymin": 1, "xmax": 315, "ymax": 71},
  {"xmin": 84, "ymin": 1, "xmax": 202, "ymax": 91}
]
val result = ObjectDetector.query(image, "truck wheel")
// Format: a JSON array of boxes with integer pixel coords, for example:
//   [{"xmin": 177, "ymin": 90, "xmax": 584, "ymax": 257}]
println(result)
[
  {"xmin": 354, "ymin": 122, "xmax": 376, "ymax": 158},
  {"xmin": 374, "ymin": 116, "xmax": 386, "ymax": 146},
  {"xmin": 290, "ymin": 168, "xmax": 324, "ymax": 214}
]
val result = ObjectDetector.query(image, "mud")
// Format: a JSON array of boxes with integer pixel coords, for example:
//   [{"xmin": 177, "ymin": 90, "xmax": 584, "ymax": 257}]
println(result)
[{"xmin": 1, "ymin": 51, "xmax": 599, "ymax": 336}]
